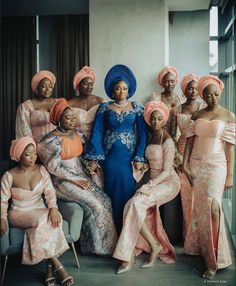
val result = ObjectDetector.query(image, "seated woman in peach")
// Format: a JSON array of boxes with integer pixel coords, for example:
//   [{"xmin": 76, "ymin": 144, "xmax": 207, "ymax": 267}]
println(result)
[
  {"xmin": 15, "ymin": 70, "xmax": 57, "ymax": 142},
  {"xmin": 68, "ymin": 66, "xmax": 104, "ymax": 141},
  {"xmin": 182, "ymin": 75, "xmax": 235, "ymax": 280},
  {"xmin": 37, "ymin": 98, "xmax": 117, "ymax": 255},
  {"xmin": 0, "ymin": 136, "xmax": 74, "ymax": 286},
  {"xmin": 177, "ymin": 73, "xmax": 205, "ymax": 238},
  {"xmin": 113, "ymin": 101, "xmax": 180, "ymax": 274},
  {"xmin": 149, "ymin": 66, "xmax": 183, "ymax": 141}
]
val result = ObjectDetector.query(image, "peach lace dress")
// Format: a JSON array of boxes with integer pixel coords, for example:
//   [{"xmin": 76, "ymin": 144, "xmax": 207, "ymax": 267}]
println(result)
[
  {"xmin": 1, "ymin": 166, "xmax": 69, "ymax": 265},
  {"xmin": 113, "ymin": 138, "xmax": 180, "ymax": 263},
  {"xmin": 15, "ymin": 99, "xmax": 56, "ymax": 142},
  {"xmin": 184, "ymin": 119, "xmax": 235, "ymax": 270},
  {"xmin": 176, "ymin": 113, "xmax": 193, "ymax": 238},
  {"xmin": 71, "ymin": 104, "xmax": 100, "ymax": 140}
]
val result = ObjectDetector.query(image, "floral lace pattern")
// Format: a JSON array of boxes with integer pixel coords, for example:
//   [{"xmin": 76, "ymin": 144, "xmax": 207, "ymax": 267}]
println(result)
[{"xmin": 104, "ymin": 130, "xmax": 136, "ymax": 154}]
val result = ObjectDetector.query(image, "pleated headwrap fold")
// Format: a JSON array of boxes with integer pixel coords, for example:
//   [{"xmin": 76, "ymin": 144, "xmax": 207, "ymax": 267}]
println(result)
[
  {"xmin": 157, "ymin": 66, "xmax": 179, "ymax": 87},
  {"xmin": 73, "ymin": 66, "xmax": 96, "ymax": 90},
  {"xmin": 197, "ymin": 75, "xmax": 224, "ymax": 98},
  {"xmin": 180, "ymin": 73, "xmax": 199, "ymax": 94},
  {"xmin": 31, "ymin": 70, "xmax": 56, "ymax": 92},
  {"xmin": 10, "ymin": 136, "xmax": 36, "ymax": 162},
  {"xmin": 50, "ymin": 98, "xmax": 71, "ymax": 125},
  {"xmin": 144, "ymin": 101, "xmax": 170, "ymax": 126},
  {"xmin": 104, "ymin": 64, "xmax": 137, "ymax": 99}
]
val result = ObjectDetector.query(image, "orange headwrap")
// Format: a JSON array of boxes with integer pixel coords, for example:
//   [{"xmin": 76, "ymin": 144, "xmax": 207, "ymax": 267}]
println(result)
[
  {"xmin": 198, "ymin": 75, "xmax": 224, "ymax": 98},
  {"xmin": 144, "ymin": 101, "xmax": 170, "ymax": 126},
  {"xmin": 50, "ymin": 98, "xmax": 71, "ymax": 125},
  {"xmin": 157, "ymin": 66, "xmax": 179, "ymax": 87},
  {"xmin": 73, "ymin": 66, "xmax": 96, "ymax": 90},
  {"xmin": 10, "ymin": 136, "xmax": 36, "ymax": 162},
  {"xmin": 31, "ymin": 70, "xmax": 56, "ymax": 92},
  {"xmin": 180, "ymin": 73, "xmax": 199, "ymax": 94}
]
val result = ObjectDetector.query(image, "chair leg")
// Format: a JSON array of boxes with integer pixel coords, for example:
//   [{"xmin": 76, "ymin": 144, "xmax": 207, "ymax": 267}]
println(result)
[
  {"xmin": 70, "ymin": 242, "xmax": 80, "ymax": 269},
  {"xmin": 1, "ymin": 255, "xmax": 8, "ymax": 285}
]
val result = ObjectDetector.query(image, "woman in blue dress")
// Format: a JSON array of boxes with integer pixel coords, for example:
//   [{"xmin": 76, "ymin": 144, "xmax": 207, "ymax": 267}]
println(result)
[{"xmin": 85, "ymin": 64, "xmax": 148, "ymax": 232}]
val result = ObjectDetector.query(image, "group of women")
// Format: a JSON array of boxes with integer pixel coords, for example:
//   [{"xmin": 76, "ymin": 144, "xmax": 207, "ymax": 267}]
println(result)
[{"xmin": 0, "ymin": 63, "xmax": 235, "ymax": 285}]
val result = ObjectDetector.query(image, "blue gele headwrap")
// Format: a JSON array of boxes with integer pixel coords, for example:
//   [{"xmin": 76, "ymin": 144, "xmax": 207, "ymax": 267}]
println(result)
[{"xmin": 104, "ymin": 64, "xmax": 137, "ymax": 99}]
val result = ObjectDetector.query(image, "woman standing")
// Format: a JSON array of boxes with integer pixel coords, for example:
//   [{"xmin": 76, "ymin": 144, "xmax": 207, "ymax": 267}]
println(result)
[
  {"xmin": 68, "ymin": 66, "xmax": 104, "ymax": 140},
  {"xmin": 149, "ymin": 65, "xmax": 183, "ymax": 141},
  {"xmin": 0, "ymin": 137, "xmax": 74, "ymax": 286},
  {"xmin": 37, "ymin": 98, "xmax": 117, "ymax": 255},
  {"xmin": 177, "ymin": 73, "xmax": 203, "ymax": 238},
  {"xmin": 182, "ymin": 75, "xmax": 235, "ymax": 280},
  {"xmin": 15, "ymin": 70, "xmax": 57, "ymax": 142},
  {"xmin": 85, "ymin": 64, "xmax": 148, "ymax": 232},
  {"xmin": 113, "ymin": 101, "xmax": 180, "ymax": 274}
]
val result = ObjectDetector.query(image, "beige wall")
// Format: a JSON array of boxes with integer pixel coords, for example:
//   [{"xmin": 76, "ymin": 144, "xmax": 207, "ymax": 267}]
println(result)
[
  {"xmin": 90, "ymin": 0, "xmax": 209, "ymax": 103},
  {"xmin": 169, "ymin": 10, "xmax": 210, "ymax": 95},
  {"xmin": 90, "ymin": 0, "xmax": 168, "ymax": 103}
]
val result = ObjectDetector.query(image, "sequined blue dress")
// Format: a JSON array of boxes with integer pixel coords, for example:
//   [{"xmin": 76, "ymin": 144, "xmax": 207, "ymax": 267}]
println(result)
[{"xmin": 85, "ymin": 101, "xmax": 148, "ymax": 231}]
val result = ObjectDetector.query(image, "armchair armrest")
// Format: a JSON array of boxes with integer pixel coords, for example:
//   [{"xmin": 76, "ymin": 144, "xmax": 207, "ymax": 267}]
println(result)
[
  {"xmin": 0, "ymin": 219, "xmax": 10, "ymax": 255},
  {"xmin": 57, "ymin": 200, "xmax": 83, "ymax": 243}
]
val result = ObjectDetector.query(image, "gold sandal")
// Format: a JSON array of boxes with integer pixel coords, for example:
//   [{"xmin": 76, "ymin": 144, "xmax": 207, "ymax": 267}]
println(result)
[
  {"xmin": 54, "ymin": 265, "xmax": 74, "ymax": 286},
  {"xmin": 45, "ymin": 264, "xmax": 56, "ymax": 286}
]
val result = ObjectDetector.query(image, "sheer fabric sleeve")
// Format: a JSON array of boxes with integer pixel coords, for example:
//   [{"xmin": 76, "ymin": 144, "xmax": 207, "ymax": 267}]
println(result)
[
  {"xmin": 40, "ymin": 166, "xmax": 58, "ymax": 209},
  {"xmin": 1, "ymin": 172, "xmax": 13, "ymax": 220},
  {"xmin": 84, "ymin": 103, "xmax": 106, "ymax": 161},
  {"xmin": 15, "ymin": 100, "xmax": 33, "ymax": 138},
  {"xmin": 37, "ymin": 135, "xmax": 85, "ymax": 181},
  {"xmin": 147, "ymin": 139, "xmax": 175, "ymax": 187},
  {"xmin": 133, "ymin": 102, "xmax": 148, "ymax": 162},
  {"xmin": 221, "ymin": 123, "xmax": 236, "ymax": 145}
]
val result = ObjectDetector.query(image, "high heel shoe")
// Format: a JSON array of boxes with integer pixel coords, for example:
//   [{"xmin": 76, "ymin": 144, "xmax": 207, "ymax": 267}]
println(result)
[
  {"xmin": 45, "ymin": 263, "xmax": 56, "ymax": 286},
  {"xmin": 54, "ymin": 265, "xmax": 74, "ymax": 286},
  {"xmin": 141, "ymin": 244, "xmax": 162, "ymax": 269},
  {"xmin": 202, "ymin": 268, "xmax": 216, "ymax": 280},
  {"xmin": 117, "ymin": 254, "xmax": 135, "ymax": 274}
]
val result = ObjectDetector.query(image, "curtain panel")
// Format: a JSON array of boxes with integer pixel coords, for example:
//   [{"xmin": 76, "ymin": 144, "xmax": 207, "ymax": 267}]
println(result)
[
  {"xmin": 52, "ymin": 14, "xmax": 89, "ymax": 100},
  {"xmin": 0, "ymin": 17, "xmax": 36, "ymax": 160}
]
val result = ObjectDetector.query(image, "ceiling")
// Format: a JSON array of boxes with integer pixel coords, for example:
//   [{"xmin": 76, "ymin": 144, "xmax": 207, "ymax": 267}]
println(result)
[{"xmin": 2, "ymin": 0, "xmax": 89, "ymax": 16}]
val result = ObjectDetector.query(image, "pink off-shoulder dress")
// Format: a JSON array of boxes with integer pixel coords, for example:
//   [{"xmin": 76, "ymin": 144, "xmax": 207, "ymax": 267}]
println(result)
[
  {"xmin": 1, "ymin": 166, "xmax": 69, "ymax": 265},
  {"xmin": 184, "ymin": 119, "xmax": 235, "ymax": 270}
]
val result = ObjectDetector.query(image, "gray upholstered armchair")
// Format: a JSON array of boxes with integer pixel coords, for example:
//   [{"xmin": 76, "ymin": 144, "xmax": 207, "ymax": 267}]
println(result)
[{"xmin": 0, "ymin": 160, "xmax": 84, "ymax": 284}]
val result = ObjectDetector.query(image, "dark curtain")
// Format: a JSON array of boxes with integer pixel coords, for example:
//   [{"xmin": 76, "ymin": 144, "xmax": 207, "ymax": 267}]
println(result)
[
  {"xmin": 52, "ymin": 15, "xmax": 89, "ymax": 99},
  {"xmin": 0, "ymin": 17, "xmax": 36, "ymax": 160}
]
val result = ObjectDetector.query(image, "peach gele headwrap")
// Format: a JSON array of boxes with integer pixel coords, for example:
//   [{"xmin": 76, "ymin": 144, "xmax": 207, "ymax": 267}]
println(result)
[
  {"xmin": 50, "ymin": 98, "xmax": 71, "ymax": 125},
  {"xmin": 144, "ymin": 101, "xmax": 170, "ymax": 126},
  {"xmin": 197, "ymin": 75, "xmax": 224, "ymax": 98},
  {"xmin": 31, "ymin": 70, "xmax": 56, "ymax": 92},
  {"xmin": 180, "ymin": 73, "xmax": 199, "ymax": 94},
  {"xmin": 157, "ymin": 66, "xmax": 179, "ymax": 87},
  {"xmin": 73, "ymin": 66, "xmax": 96, "ymax": 90},
  {"xmin": 10, "ymin": 136, "xmax": 36, "ymax": 162}
]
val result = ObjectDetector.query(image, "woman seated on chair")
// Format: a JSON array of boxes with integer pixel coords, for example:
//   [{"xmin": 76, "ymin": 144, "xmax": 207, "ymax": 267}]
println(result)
[
  {"xmin": 113, "ymin": 101, "xmax": 180, "ymax": 274},
  {"xmin": 37, "ymin": 98, "xmax": 117, "ymax": 256},
  {"xmin": 0, "ymin": 136, "xmax": 74, "ymax": 286}
]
